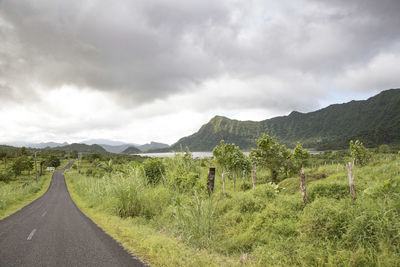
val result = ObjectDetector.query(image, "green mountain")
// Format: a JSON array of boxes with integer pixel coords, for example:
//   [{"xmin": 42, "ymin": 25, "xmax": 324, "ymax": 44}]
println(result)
[
  {"xmin": 122, "ymin": 146, "xmax": 142, "ymax": 154},
  {"xmin": 166, "ymin": 88, "xmax": 400, "ymax": 151},
  {"xmin": 52, "ymin": 143, "xmax": 108, "ymax": 154},
  {"xmin": 137, "ymin": 142, "xmax": 169, "ymax": 152}
]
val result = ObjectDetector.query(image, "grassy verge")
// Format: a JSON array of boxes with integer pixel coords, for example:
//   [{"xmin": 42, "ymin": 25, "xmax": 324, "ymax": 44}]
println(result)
[
  {"xmin": 0, "ymin": 160, "xmax": 70, "ymax": 220},
  {"xmin": 0, "ymin": 173, "xmax": 52, "ymax": 220},
  {"xmin": 65, "ymin": 155, "xmax": 400, "ymax": 266},
  {"xmin": 65, "ymin": 170, "xmax": 241, "ymax": 267}
]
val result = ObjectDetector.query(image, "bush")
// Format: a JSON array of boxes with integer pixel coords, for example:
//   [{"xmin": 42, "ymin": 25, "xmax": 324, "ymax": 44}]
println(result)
[
  {"xmin": 114, "ymin": 184, "xmax": 173, "ymax": 219},
  {"xmin": 142, "ymin": 158, "xmax": 165, "ymax": 185},
  {"xmin": 308, "ymin": 183, "xmax": 350, "ymax": 201},
  {"xmin": 301, "ymin": 198, "xmax": 352, "ymax": 240},
  {"xmin": 0, "ymin": 170, "xmax": 12, "ymax": 183}
]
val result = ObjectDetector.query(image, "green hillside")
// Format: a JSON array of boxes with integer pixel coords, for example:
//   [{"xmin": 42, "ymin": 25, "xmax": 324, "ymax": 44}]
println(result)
[
  {"xmin": 52, "ymin": 143, "xmax": 108, "ymax": 154},
  {"xmin": 122, "ymin": 146, "xmax": 142, "ymax": 154},
  {"xmin": 168, "ymin": 88, "xmax": 400, "ymax": 151}
]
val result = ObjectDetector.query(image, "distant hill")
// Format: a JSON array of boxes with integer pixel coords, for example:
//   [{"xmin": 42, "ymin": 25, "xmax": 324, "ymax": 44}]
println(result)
[
  {"xmin": 52, "ymin": 143, "xmax": 108, "ymax": 154},
  {"xmin": 137, "ymin": 142, "xmax": 169, "ymax": 152},
  {"xmin": 122, "ymin": 146, "xmax": 142, "ymax": 154},
  {"xmin": 81, "ymin": 139, "xmax": 140, "ymax": 147},
  {"xmin": 100, "ymin": 144, "xmax": 135, "ymax": 153},
  {"xmin": 164, "ymin": 88, "xmax": 400, "ymax": 151},
  {"xmin": 29, "ymin": 142, "xmax": 69, "ymax": 149}
]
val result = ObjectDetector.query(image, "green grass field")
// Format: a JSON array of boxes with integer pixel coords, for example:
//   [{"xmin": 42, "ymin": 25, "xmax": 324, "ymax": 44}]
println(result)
[
  {"xmin": 65, "ymin": 153, "xmax": 400, "ymax": 266},
  {"xmin": 0, "ymin": 159, "xmax": 70, "ymax": 220}
]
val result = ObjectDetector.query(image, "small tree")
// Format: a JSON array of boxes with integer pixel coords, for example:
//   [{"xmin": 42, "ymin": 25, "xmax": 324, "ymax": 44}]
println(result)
[
  {"xmin": 293, "ymin": 142, "xmax": 310, "ymax": 174},
  {"xmin": 230, "ymin": 147, "xmax": 250, "ymax": 190},
  {"xmin": 11, "ymin": 157, "xmax": 26, "ymax": 178},
  {"xmin": 47, "ymin": 155, "xmax": 61, "ymax": 168},
  {"xmin": 212, "ymin": 140, "xmax": 237, "ymax": 195},
  {"xmin": 251, "ymin": 134, "xmax": 286, "ymax": 183},
  {"xmin": 349, "ymin": 140, "xmax": 371, "ymax": 166}
]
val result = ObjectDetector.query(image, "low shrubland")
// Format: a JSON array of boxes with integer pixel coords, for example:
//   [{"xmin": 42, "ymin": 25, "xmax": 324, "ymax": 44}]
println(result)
[{"xmin": 66, "ymin": 146, "xmax": 400, "ymax": 266}]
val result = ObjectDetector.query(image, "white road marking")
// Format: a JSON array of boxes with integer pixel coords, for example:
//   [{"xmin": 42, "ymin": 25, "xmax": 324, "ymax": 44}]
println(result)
[
  {"xmin": 27, "ymin": 229, "xmax": 37, "ymax": 240},
  {"xmin": 41, "ymin": 211, "xmax": 47, "ymax": 217}
]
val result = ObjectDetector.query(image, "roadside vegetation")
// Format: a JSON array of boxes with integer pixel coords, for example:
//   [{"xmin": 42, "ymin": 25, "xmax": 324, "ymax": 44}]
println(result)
[
  {"xmin": 0, "ymin": 147, "xmax": 69, "ymax": 219},
  {"xmin": 66, "ymin": 136, "xmax": 400, "ymax": 266}
]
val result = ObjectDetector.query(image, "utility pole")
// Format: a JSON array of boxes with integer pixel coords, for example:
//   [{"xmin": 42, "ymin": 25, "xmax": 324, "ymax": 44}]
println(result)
[{"xmin": 34, "ymin": 151, "xmax": 38, "ymax": 184}]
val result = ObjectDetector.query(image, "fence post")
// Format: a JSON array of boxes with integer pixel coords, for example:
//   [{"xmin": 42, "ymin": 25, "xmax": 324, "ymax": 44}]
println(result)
[
  {"xmin": 300, "ymin": 170, "xmax": 307, "ymax": 204},
  {"xmin": 347, "ymin": 162, "xmax": 356, "ymax": 198},
  {"xmin": 207, "ymin": 167, "xmax": 215, "ymax": 195}
]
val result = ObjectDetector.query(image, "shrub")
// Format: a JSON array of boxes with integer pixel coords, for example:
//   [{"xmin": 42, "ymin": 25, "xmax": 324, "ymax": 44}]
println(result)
[
  {"xmin": 142, "ymin": 158, "xmax": 165, "ymax": 185},
  {"xmin": 308, "ymin": 183, "xmax": 350, "ymax": 201},
  {"xmin": 301, "ymin": 198, "xmax": 352, "ymax": 240},
  {"xmin": 0, "ymin": 170, "xmax": 12, "ymax": 183}
]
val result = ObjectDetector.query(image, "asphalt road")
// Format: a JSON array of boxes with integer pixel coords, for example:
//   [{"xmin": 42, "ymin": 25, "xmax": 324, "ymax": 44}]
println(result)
[{"xmin": 0, "ymin": 162, "xmax": 146, "ymax": 267}]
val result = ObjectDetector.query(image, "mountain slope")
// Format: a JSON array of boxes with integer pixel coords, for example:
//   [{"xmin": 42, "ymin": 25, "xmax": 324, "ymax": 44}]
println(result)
[
  {"xmin": 168, "ymin": 88, "xmax": 400, "ymax": 151},
  {"xmin": 121, "ymin": 146, "xmax": 142, "ymax": 154},
  {"xmin": 100, "ymin": 144, "xmax": 135, "ymax": 153},
  {"xmin": 137, "ymin": 142, "xmax": 169, "ymax": 152},
  {"xmin": 51, "ymin": 143, "xmax": 108, "ymax": 153}
]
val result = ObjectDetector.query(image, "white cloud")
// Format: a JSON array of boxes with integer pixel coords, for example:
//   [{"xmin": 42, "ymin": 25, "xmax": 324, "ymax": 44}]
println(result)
[
  {"xmin": 0, "ymin": 0, "xmax": 399, "ymax": 145},
  {"xmin": 335, "ymin": 52, "xmax": 400, "ymax": 92}
]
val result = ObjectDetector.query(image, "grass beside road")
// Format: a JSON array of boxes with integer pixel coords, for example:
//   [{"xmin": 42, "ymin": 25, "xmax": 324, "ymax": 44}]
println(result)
[
  {"xmin": 64, "ymin": 154, "xmax": 400, "ymax": 266},
  {"xmin": 65, "ymin": 169, "xmax": 240, "ymax": 267},
  {"xmin": 0, "ymin": 173, "xmax": 52, "ymax": 220},
  {"xmin": 0, "ymin": 160, "xmax": 70, "ymax": 220}
]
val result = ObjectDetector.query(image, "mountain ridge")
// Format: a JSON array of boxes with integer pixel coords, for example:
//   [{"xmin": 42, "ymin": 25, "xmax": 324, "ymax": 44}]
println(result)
[{"xmin": 158, "ymin": 88, "xmax": 400, "ymax": 151}]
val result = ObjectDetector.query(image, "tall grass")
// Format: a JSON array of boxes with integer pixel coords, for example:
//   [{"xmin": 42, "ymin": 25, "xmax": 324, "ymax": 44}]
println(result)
[
  {"xmin": 67, "ymin": 154, "xmax": 400, "ymax": 266},
  {"xmin": 0, "ymin": 174, "xmax": 51, "ymax": 218}
]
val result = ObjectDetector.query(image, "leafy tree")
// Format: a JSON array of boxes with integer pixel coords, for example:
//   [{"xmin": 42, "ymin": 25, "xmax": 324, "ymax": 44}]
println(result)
[
  {"xmin": 71, "ymin": 150, "xmax": 79, "ymax": 159},
  {"xmin": 11, "ymin": 157, "xmax": 26, "ymax": 178},
  {"xmin": 25, "ymin": 157, "xmax": 34, "ymax": 175},
  {"xmin": 350, "ymin": 140, "xmax": 371, "ymax": 166},
  {"xmin": 250, "ymin": 134, "xmax": 287, "ymax": 183},
  {"xmin": 47, "ymin": 155, "xmax": 61, "ymax": 168},
  {"xmin": 230, "ymin": 146, "xmax": 250, "ymax": 190},
  {"xmin": 213, "ymin": 140, "xmax": 238, "ymax": 194},
  {"xmin": 281, "ymin": 146, "xmax": 294, "ymax": 177},
  {"xmin": 293, "ymin": 142, "xmax": 310, "ymax": 173},
  {"xmin": 19, "ymin": 146, "xmax": 28, "ymax": 156},
  {"xmin": 0, "ymin": 151, "xmax": 8, "ymax": 168}
]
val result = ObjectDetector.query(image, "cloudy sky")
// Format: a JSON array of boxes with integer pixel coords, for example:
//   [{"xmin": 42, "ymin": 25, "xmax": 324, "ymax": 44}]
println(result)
[{"xmin": 0, "ymin": 0, "xmax": 399, "ymax": 145}]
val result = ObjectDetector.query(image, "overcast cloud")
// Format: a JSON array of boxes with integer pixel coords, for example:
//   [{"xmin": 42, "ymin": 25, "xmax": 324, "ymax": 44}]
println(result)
[{"xmin": 0, "ymin": 0, "xmax": 399, "ymax": 145}]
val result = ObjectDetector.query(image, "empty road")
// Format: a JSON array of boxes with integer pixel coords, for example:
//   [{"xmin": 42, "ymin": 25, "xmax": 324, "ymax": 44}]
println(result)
[{"xmin": 0, "ymin": 162, "xmax": 146, "ymax": 267}]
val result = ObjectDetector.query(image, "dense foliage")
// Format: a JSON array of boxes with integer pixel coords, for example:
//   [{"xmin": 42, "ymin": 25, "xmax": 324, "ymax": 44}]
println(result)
[{"xmin": 66, "ymin": 138, "xmax": 400, "ymax": 266}]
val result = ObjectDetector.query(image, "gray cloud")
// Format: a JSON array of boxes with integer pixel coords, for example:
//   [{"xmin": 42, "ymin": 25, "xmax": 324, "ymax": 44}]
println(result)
[{"xmin": 0, "ymin": 0, "xmax": 399, "ymax": 113}]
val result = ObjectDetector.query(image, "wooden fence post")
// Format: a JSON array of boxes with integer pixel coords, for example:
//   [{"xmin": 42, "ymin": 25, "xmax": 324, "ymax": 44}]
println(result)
[
  {"xmin": 300, "ymin": 170, "xmax": 307, "ymax": 204},
  {"xmin": 207, "ymin": 167, "xmax": 215, "ymax": 195},
  {"xmin": 252, "ymin": 164, "xmax": 257, "ymax": 190},
  {"xmin": 347, "ymin": 162, "xmax": 356, "ymax": 198}
]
